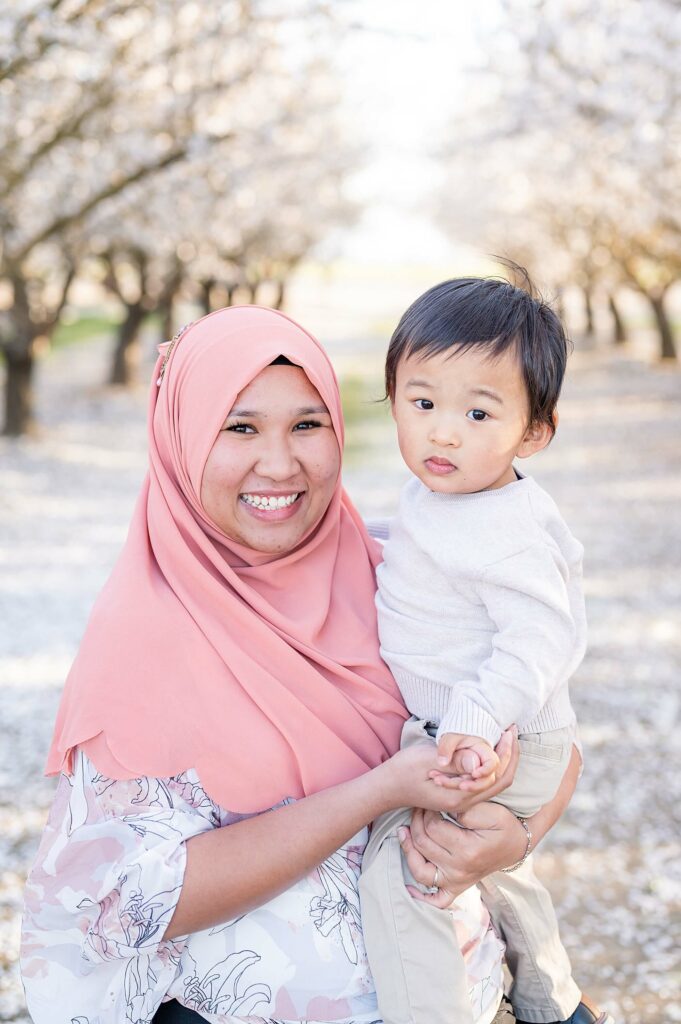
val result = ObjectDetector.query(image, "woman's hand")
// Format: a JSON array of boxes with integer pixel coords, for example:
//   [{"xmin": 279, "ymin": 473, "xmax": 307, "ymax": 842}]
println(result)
[
  {"xmin": 400, "ymin": 742, "xmax": 582, "ymax": 909},
  {"xmin": 378, "ymin": 727, "xmax": 517, "ymax": 819},
  {"xmin": 400, "ymin": 802, "xmax": 528, "ymax": 908}
]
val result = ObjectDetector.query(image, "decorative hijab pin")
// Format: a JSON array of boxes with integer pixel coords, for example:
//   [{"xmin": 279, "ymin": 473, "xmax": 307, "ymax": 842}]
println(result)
[{"xmin": 156, "ymin": 322, "xmax": 193, "ymax": 386}]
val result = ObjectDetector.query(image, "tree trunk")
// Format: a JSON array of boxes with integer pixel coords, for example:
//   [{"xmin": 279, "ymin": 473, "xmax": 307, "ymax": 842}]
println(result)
[
  {"xmin": 608, "ymin": 294, "xmax": 627, "ymax": 345},
  {"xmin": 273, "ymin": 279, "xmax": 286, "ymax": 310},
  {"xmin": 246, "ymin": 282, "xmax": 258, "ymax": 303},
  {"xmin": 583, "ymin": 286, "xmax": 595, "ymax": 337},
  {"xmin": 109, "ymin": 303, "xmax": 145, "ymax": 386},
  {"xmin": 159, "ymin": 296, "xmax": 175, "ymax": 342},
  {"xmin": 648, "ymin": 292, "xmax": 677, "ymax": 360},
  {"xmin": 200, "ymin": 279, "xmax": 215, "ymax": 315},
  {"xmin": 3, "ymin": 343, "xmax": 35, "ymax": 436},
  {"xmin": 158, "ymin": 267, "xmax": 183, "ymax": 340},
  {"xmin": 226, "ymin": 284, "xmax": 238, "ymax": 307}
]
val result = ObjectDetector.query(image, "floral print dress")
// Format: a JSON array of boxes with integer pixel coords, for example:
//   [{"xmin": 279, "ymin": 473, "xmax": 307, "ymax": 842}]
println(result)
[{"xmin": 21, "ymin": 749, "xmax": 505, "ymax": 1024}]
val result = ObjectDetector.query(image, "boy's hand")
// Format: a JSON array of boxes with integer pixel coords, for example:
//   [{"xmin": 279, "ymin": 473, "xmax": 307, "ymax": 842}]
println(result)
[{"xmin": 434, "ymin": 733, "xmax": 500, "ymax": 793}]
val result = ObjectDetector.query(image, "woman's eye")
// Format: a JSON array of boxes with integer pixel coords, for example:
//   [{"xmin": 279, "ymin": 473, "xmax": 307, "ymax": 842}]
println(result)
[
  {"xmin": 225, "ymin": 421, "xmax": 256, "ymax": 434},
  {"xmin": 467, "ymin": 409, "xmax": 488, "ymax": 422},
  {"xmin": 414, "ymin": 399, "xmax": 434, "ymax": 411},
  {"xmin": 294, "ymin": 419, "xmax": 322, "ymax": 431}
]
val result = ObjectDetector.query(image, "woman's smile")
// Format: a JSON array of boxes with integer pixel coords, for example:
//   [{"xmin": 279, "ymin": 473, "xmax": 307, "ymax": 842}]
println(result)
[{"xmin": 239, "ymin": 490, "xmax": 304, "ymax": 520}]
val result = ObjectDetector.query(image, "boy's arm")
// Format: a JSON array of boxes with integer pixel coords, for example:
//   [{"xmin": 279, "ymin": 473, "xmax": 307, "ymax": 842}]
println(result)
[{"xmin": 438, "ymin": 541, "xmax": 583, "ymax": 748}]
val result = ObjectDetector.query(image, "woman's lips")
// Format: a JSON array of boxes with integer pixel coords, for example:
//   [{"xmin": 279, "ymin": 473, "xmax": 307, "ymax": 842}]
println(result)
[{"xmin": 425, "ymin": 458, "xmax": 457, "ymax": 475}]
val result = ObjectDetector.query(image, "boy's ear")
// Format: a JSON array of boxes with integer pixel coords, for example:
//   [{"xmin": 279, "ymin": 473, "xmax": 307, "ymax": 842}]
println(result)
[{"xmin": 516, "ymin": 416, "xmax": 554, "ymax": 459}]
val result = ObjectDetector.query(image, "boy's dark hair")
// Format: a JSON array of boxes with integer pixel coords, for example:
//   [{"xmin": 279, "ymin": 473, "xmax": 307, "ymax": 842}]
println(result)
[{"xmin": 385, "ymin": 267, "xmax": 570, "ymax": 436}]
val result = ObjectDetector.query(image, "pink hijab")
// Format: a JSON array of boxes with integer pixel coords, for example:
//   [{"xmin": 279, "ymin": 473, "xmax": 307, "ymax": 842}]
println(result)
[{"xmin": 46, "ymin": 306, "xmax": 407, "ymax": 811}]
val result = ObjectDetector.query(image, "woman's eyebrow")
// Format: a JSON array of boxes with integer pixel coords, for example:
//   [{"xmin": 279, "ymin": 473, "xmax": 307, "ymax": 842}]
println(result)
[
  {"xmin": 226, "ymin": 405, "xmax": 329, "ymax": 417},
  {"xmin": 296, "ymin": 405, "xmax": 329, "ymax": 415},
  {"xmin": 227, "ymin": 407, "xmax": 261, "ymax": 417}
]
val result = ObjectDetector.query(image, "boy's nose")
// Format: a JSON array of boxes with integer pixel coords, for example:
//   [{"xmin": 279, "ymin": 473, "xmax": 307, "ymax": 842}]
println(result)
[{"xmin": 429, "ymin": 425, "xmax": 461, "ymax": 448}]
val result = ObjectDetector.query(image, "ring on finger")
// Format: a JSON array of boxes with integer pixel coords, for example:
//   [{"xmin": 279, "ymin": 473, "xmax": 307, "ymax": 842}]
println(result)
[{"xmin": 425, "ymin": 865, "xmax": 440, "ymax": 894}]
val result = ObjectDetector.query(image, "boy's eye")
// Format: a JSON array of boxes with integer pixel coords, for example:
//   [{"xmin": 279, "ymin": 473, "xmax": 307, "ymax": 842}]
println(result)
[
  {"xmin": 467, "ymin": 409, "xmax": 488, "ymax": 422},
  {"xmin": 414, "ymin": 399, "xmax": 434, "ymax": 411}
]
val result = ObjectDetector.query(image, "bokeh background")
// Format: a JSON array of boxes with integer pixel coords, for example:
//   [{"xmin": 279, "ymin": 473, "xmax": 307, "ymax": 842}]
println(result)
[{"xmin": 1, "ymin": 1, "xmax": 680, "ymax": 1021}]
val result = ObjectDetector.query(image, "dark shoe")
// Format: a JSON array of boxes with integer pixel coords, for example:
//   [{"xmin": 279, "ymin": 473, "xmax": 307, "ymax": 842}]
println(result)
[
  {"xmin": 560, "ymin": 1003, "xmax": 615, "ymax": 1024},
  {"xmin": 153, "ymin": 1000, "xmax": 206, "ymax": 1022},
  {"xmin": 517, "ymin": 1001, "xmax": 615, "ymax": 1024}
]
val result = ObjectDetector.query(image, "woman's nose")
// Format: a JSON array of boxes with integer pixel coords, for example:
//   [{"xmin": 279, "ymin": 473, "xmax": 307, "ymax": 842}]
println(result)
[{"xmin": 254, "ymin": 437, "xmax": 301, "ymax": 480}]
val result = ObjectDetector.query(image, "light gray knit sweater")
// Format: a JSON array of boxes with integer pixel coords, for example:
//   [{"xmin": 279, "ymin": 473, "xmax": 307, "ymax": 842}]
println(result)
[{"xmin": 375, "ymin": 474, "xmax": 585, "ymax": 746}]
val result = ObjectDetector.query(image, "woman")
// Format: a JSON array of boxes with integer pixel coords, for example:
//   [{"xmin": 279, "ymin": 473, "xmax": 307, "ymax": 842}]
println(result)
[{"xmin": 21, "ymin": 307, "xmax": 579, "ymax": 1024}]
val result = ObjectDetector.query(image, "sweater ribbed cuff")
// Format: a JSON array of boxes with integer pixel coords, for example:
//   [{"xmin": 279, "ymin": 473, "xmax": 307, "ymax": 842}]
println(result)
[{"xmin": 436, "ymin": 697, "xmax": 503, "ymax": 748}]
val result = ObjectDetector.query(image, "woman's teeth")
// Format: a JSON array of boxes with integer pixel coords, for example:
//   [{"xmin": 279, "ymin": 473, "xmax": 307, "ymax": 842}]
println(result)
[{"xmin": 240, "ymin": 493, "xmax": 300, "ymax": 510}]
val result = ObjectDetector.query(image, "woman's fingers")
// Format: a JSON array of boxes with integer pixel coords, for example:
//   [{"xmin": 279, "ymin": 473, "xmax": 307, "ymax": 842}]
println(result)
[
  {"xmin": 406, "ymin": 809, "xmax": 456, "ymax": 865},
  {"xmin": 494, "ymin": 728, "xmax": 517, "ymax": 782},
  {"xmin": 399, "ymin": 828, "xmax": 463, "ymax": 905},
  {"xmin": 414, "ymin": 808, "xmax": 487, "ymax": 880},
  {"xmin": 406, "ymin": 884, "xmax": 457, "ymax": 909},
  {"xmin": 402, "ymin": 813, "xmax": 470, "ymax": 902},
  {"xmin": 456, "ymin": 774, "xmax": 498, "ymax": 793},
  {"xmin": 398, "ymin": 821, "xmax": 448, "ymax": 889},
  {"xmin": 429, "ymin": 773, "xmax": 465, "ymax": 790},
  {"xmin": 397, "ymin": 824, "xmax": 431, "ymax": 877},
  {"xmin": 405, "ymin": 799, "xmax": 530, "ymax": 894}
]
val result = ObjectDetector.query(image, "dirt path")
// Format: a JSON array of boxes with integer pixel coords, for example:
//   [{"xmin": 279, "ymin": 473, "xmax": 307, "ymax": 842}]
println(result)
[{"xmin": 1, "ymin": 336, "xmax": 679, "ymax": 1022}]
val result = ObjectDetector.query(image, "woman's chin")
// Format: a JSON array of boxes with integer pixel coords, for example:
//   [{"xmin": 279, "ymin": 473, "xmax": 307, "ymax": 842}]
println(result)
[{"xmin": 236, "ymin": 498, "xmax": 314, "ymax": 554}]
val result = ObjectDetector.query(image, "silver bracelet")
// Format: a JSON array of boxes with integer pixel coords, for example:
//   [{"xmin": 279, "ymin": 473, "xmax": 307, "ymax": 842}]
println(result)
[{"xmin": 500, "ymin": 816, "xmax": 533, "ymax": 873}]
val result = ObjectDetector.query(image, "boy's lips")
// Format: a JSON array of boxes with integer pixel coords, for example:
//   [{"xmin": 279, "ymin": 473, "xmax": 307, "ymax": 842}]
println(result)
[{"xmin": 425, "ymin": 457, "xmax": 457, "ymax": 475}]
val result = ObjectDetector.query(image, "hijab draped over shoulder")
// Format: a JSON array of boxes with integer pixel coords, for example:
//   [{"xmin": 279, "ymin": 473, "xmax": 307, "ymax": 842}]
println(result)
[{"xmin": 46, "ymin": 306, "xmax": 407, "ymax": 811}]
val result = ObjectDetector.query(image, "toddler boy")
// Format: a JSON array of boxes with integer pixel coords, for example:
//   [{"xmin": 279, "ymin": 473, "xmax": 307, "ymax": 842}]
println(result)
[{"xmin": 360, "ymin": 276, "xmax": 612, "ymax": 1024}]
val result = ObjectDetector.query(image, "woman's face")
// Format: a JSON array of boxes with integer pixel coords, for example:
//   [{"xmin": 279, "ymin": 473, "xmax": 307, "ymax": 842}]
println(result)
[{"xmin": 200, "ymin": 364, "xmax": 341, "ymax": 555}]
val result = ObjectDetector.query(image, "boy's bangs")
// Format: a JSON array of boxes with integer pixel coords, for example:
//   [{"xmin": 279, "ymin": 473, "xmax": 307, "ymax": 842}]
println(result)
[{"xmin": 403, "ymin": 330, "xmax": 518, "ymax": 366}]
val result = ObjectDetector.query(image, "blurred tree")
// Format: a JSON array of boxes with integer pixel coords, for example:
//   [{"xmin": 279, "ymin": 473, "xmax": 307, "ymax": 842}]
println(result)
[
  {"xmin": 0, "ymin": 0, "xmax": 350, "ymax": 431},
  {"xmin": 0, "ymin": 0, "xmax": 241, "ymax": 432},
  {"xmin": 186, "ymin": 90, "xmax": 358, "ymax": 319},
  {"xmin": 436, "ymin": 0, "xmax": 681, "ymax": 358},
  {"xmin": 87, "ymin": 59, "xmax": 356, "ymax": 384}
]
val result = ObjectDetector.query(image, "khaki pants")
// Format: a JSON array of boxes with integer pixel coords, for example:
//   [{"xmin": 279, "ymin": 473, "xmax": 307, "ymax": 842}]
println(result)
[{"xmin": 359, "ymin": 718, "xmax": 581, "ymax": 1024}]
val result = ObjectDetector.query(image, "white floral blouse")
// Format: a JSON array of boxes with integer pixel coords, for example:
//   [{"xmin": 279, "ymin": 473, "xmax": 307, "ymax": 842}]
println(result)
[{"xmin": 21, "ymin": 749, "xmax": 505, "ymax": 1024}]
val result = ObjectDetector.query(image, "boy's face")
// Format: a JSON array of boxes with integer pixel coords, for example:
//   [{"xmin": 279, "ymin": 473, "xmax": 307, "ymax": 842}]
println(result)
[{"xmin": 391, "ymin": 344, "xmax": 551, "ymax": 494}]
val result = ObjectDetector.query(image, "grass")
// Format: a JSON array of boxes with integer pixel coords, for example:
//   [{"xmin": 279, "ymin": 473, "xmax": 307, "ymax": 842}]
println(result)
[
  {"xmin": 339, "ymin": 372, "xmax": 394, "ymax": 464},
  {"xmin": 51, "ymin": 313, "xmax": 121, "ymax": 349},
  {"xmin": 51, "ymin": 311, "xmax": 163, "ymax": 350}
]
